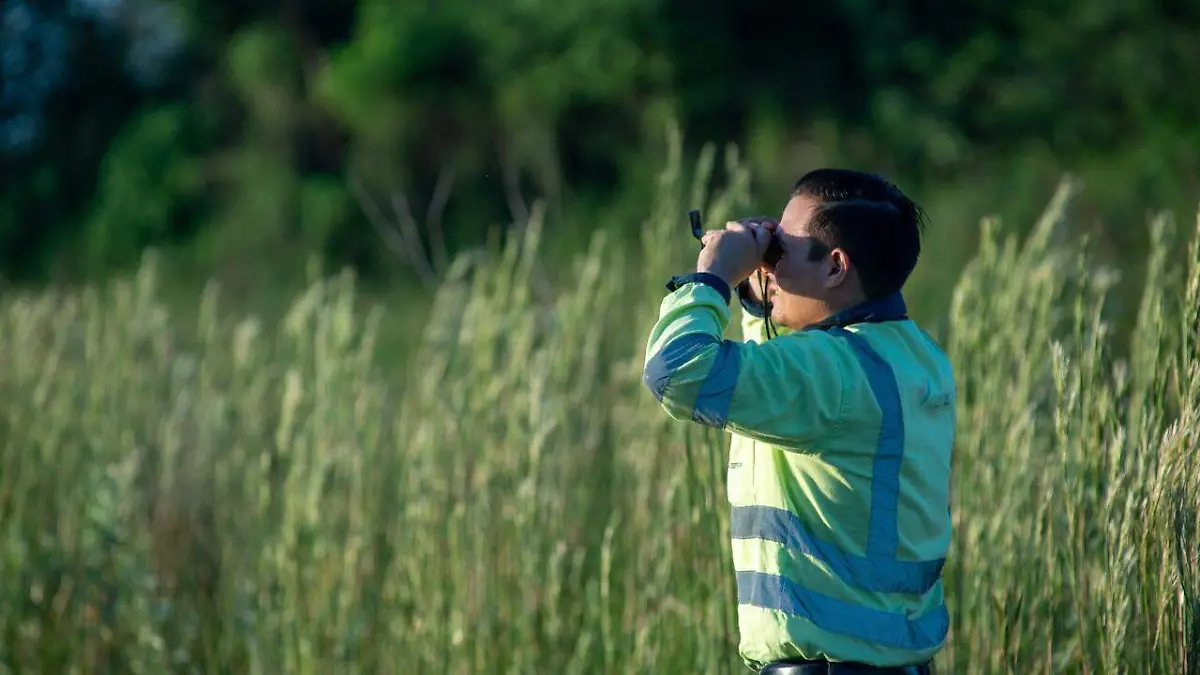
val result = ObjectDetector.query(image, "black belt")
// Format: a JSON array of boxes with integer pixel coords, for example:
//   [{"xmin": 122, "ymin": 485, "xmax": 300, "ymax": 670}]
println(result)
[{"xmin": 760, "ymin": 659, "xmax": 931, "ymax": 675}]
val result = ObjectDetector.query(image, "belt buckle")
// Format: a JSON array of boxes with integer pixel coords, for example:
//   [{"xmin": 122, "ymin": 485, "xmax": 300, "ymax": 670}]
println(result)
[
  {"xmin": 759, "ymin": 662, "xmax": 825, "ymax": 675},
  {"xmin": 761, "ymin": 659, "xmax": 929, "ymax": 675}
]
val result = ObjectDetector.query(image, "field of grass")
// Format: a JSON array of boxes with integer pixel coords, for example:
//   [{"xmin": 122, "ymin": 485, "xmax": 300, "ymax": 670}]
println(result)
[{"xmin": 1, "ymin": 139, "xmax": 1198, "ymax": 674}]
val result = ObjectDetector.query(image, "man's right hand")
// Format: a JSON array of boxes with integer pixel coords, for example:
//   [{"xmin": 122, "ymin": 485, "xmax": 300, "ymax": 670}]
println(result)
[
  {"xmin": 728, "ymin": 216, "xmax": 777, "ymax": 308},
  {"xmin": 738, "ymin": 216, "xmax": 777, "ymax": 302}
]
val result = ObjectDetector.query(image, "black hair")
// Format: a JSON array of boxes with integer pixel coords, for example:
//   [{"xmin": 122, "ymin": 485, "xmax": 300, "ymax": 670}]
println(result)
[{"xmin": 791, "ymin": 169, "xmax": 926, "ymax": 299}]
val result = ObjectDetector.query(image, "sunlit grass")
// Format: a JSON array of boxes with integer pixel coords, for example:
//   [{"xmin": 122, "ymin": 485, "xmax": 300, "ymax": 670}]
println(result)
[{"xmin": 1, "ymin": 134, "xmax": 1197, "ymax": 674}]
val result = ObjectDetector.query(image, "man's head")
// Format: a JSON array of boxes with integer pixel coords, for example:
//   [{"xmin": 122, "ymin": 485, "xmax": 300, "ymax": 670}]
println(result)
[{"xmin": 764, "ymin": 169, "xmax": 926, "ymax": 329}]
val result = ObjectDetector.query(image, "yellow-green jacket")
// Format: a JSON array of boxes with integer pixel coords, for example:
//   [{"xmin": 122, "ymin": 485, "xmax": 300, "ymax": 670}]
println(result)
[{"xmin": 642, "ymin": 274, "xmax": 955, "ymax": 670}]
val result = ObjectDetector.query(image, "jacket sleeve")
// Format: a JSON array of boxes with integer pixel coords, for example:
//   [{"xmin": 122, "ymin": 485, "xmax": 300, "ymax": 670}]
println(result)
[{"xmin": 643, "ymin": 280, "xmax": 846, "ymax": 447}]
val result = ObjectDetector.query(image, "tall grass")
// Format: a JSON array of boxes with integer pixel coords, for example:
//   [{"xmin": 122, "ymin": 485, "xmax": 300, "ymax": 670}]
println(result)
[{"xmin": 1, "ymin": 134, "xmax": 1197, "ymax": 674}]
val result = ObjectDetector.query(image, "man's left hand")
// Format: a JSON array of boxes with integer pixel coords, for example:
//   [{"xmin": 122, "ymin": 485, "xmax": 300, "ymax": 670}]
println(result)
[{"xmin": 698, "ymin": 221, "xmax": 772, "ymax": 287}]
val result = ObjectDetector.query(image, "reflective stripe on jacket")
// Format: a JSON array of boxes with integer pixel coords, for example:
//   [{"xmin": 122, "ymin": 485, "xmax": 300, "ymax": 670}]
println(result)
[{"xmin": 642, "ymin": 279, "xmax": 955, "ymax": 669}]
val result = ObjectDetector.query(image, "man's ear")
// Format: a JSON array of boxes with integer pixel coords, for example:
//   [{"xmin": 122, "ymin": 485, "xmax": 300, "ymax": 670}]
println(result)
[{"xmin": 826, "ymin": 249, "xmax": 852, "ymax": 287}]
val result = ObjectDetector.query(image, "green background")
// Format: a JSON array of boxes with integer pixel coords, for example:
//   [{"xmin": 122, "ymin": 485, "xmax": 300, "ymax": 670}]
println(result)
[{"xmin": 5, "ymin": 0, "xmax": 1199, "ymax": 341}]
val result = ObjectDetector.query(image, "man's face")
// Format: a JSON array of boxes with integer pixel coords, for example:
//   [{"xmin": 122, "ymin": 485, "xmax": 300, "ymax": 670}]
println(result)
[{"xmin": 762, "ymin": 195, "xmax": 844, "ymax": 330}]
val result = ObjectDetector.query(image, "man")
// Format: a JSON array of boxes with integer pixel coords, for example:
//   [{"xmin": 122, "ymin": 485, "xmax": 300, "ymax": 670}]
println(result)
[{"xmin": 642, "ymin": 169, "xmax": 955, "ymax": 674}]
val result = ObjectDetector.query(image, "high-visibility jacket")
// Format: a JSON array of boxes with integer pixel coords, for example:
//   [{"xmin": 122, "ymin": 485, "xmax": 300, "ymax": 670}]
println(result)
[{"xmin": 643, "ymin": 274, "xmax": 955, "ymax": 670}]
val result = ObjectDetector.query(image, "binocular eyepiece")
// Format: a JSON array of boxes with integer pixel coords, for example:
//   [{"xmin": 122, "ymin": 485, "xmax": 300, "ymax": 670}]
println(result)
[
  {"xmin": 762, "ymin": 229, "xmax": 783, "ymax": 268},
  {"xmin": 688, "ymin": 209, "xmax": 784, "ymax": 269}
]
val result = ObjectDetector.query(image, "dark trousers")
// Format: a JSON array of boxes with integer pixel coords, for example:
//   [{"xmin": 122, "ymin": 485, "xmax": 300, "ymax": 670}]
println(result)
[{"xmin": 760, "ymin": 658, "xmax": 933, "ymax": 675}]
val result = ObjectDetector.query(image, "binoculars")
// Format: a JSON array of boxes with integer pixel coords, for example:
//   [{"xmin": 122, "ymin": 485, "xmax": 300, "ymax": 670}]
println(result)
[{"xmin": 688, "ymin": 209, "xmax": 784, "ymax": 269}]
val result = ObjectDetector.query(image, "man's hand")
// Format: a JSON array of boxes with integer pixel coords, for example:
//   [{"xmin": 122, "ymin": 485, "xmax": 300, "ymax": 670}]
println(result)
[{"xmin": 697, "ymin": 220, "xmax": 774, "ymax": 287}]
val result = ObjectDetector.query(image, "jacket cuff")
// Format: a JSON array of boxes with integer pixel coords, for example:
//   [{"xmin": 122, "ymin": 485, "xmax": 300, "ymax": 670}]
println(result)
[
  {"xmin": 665, "ymin": 272, "xmax": 732, "ymax": 305},
  {"xmin": 735, "ymin": 279, "xmax": 768, "ymax": 318}
]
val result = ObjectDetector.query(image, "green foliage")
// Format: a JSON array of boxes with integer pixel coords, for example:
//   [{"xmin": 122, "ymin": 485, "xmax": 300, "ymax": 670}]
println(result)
[
  {"xmin": 6, "ymin": 0, "xmax": 1198, "ymax": 317},
  {"xmin": 1, "ymin": 145, "xmax": 1197, "ymax": 673},
  {"xmin": 83, "ymin": 104, "xmax": 207, "ymax": 276}
]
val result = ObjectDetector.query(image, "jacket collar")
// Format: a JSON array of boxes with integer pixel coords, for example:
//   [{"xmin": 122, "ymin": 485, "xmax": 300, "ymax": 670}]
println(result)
[{"xmin": 804, "ymin": 291, "xmax": 908, "ymax": 331}]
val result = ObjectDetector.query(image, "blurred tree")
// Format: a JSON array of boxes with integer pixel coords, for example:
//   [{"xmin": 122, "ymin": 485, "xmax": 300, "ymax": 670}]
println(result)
[
  {"xmin": 0, "ymin": 0, "xmax": 183, "ymax": 280},
  {"xmin": 0, "ymin": 0, "xmax": 1196, "ymax": 300}
]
